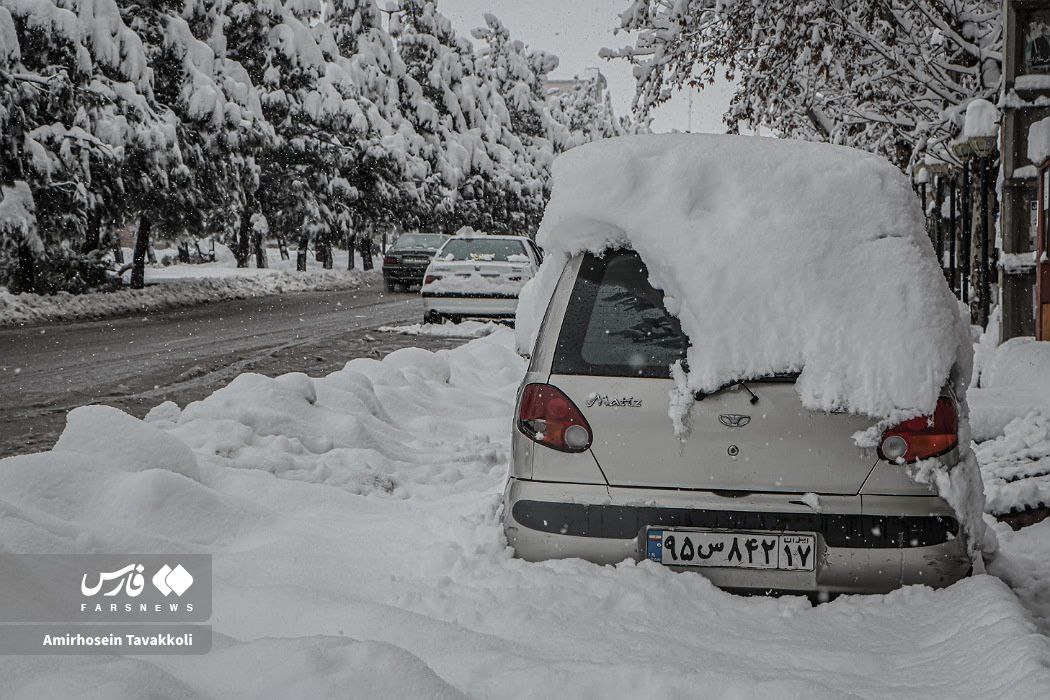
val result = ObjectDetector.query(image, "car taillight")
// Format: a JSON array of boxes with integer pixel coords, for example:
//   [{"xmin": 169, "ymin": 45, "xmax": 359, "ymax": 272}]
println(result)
[
  {"xmin": 517, "ymin": 383, "xmax": 592, "ymax": 453},
  {"xmin": 878, "ymin": 397, "xmax": 958, "ymax": 463},
  {"xmin": 423, "ymin": 274, "xmax": 441, "ymax": 284},
  {"xmin": 383, "ymin": 255, "xmax": 399, "ymax": 265}
]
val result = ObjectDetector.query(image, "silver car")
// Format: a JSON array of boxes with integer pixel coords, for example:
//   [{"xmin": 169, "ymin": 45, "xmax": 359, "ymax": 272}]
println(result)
[{"xmin": 502, "ymin": 250, "xmax": 970, "ymax": 596}]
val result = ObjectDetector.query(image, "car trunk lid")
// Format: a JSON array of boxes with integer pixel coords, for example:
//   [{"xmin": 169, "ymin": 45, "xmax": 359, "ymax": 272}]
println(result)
[
  {"xmin": 551, "ymin": 375, "xmax": 878, "ymax": 494},
  {"xmin": 428, "ymin": 259, "xmax": 530, "ymax": 294}
]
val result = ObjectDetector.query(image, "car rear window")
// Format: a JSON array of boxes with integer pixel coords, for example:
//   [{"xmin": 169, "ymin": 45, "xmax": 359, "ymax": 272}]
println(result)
[
  {"xmin": 553, "ymin": 250, "xmax": 689, "ymax": 377},
  {"xmin": 437, "ymin": 239, "xmax": 527, "ymax": 262},
  {"xmin": 393, "ymin": 233, "xmax": 446, "ymax": 250}
]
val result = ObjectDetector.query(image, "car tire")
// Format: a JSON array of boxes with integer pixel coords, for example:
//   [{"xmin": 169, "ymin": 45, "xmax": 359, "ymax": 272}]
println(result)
[
  {"xmin": 424, "ymin": 310, "xmax": 443, "ymax": 325},
  {"xmin": 384, "ymin": 280, "xmax": 395, "ymax": 293}
]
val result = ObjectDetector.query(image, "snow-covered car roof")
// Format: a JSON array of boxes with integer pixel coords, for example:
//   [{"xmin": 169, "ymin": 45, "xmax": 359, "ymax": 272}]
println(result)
[{"xmin": 517, "ymin": 133, "xmax": 968, "ymax": 423}]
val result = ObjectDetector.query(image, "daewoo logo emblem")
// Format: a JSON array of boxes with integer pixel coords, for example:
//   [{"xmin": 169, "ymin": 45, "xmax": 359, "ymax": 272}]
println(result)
[{"xmin": 719, "ymin": 414, "xmax": 751, "ymax": 428}]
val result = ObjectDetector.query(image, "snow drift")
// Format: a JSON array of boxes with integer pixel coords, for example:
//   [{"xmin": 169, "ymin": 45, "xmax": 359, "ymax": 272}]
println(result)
[
  {"xmin": 970, "ymin": 335, "xmax": 1050, "ymax": 441},
  {"xmin": 0, "ymin": 268, "xmax": 373, "ymax": 327},
  {"xmin": 1, "ymin": 332, "xmax": 1048, "ymax": 696},
  {"xmin": 517, "ymin": 134, "xmax": 968, "ymax": 424}
]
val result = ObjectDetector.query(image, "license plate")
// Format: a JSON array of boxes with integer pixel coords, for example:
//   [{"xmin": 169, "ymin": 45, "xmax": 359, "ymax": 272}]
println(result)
[
  {"xmin": 403, "ymin": 257, "xmax": 429, "ymax": 264},
  {"xmin": 646, "ymin": 528, "xmax": 816, "ymax": 571}
]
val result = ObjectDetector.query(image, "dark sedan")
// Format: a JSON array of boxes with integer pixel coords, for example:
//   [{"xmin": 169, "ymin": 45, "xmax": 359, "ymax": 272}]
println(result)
[{"xmin": 381, "ymin": 233, "xmax": 449, "ymax": 291}]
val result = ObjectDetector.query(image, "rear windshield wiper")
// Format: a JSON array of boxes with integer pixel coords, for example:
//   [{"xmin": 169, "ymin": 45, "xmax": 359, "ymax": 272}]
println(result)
[
  {"xmin": 692, "ymin": 373, "xmax": 799, "ymax": 405},
  {"xmin": 694, "ymin": 380, "xmax": 760, "ymax": 405}
]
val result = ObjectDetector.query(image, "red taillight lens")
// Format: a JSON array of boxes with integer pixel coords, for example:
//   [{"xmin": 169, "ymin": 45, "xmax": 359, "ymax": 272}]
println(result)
[
  {"xmin": 878, "ymin": 397, "xmax": 958, "ymax": 463},
  {"xmin": 423, "ymin": 274, "xmax": 441, "ymax": 284},
  {"xmin": 383, "ymin": 255, "xmax": 399, "ymax": 265},
  {"xmin": 517, "ymin": 383, "xmax": 592, "ymax": 453}
]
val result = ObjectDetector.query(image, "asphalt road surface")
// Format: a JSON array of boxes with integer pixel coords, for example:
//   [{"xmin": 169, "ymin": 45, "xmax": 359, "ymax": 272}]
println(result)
[{"xmin": 0, "ymin": 282, "xmax": 467, "ymax": 457}]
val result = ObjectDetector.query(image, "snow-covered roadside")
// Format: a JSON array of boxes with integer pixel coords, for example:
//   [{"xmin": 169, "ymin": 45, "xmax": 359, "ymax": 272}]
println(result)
[
  {"xmin": 976, "ymin": 411, "xmax": 1050, "ymax": 515},
  {"xmin": 969, "ymin": 336, "xmax": 1050, "ymax": 442},
  {"xmin": 968, "ymin": 336, "xmax": 1050, "ymax": 515},
  {"xmin": 126, "ymin": 245, "xmax": 378, "ymax": 284},
  {"xmin": 987, "ymin": 517, "xmax": 1050, "ymax": 634},
  {"xmin": 0, "ymin": 268, "xmax": 375, "ymax": 327},
  {"xmin": 1, "ymin": 330, "xmax": 1049, "ymax": 697},
  {"xmin": 377, "ymin": 320, "xmax": 505, "ymax": 339}
]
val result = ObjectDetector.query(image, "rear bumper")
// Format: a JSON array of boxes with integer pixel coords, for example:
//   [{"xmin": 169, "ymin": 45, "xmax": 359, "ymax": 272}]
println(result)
[
  {"xmin": 422, "ymin": 294, "xmax": 518, "ymax": 319},
  {"xmin": 382, "ymin": 265, "xmax": 428, "ymax": 283},
  {"xmin": 502, "ymin": 478, "xmax": 971, "ymax": 595}
]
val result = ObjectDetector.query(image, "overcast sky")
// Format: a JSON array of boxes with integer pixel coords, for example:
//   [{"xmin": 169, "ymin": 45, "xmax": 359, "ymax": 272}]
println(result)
[{"xmin": 438, "ymin": 0, "xmax": 734, "ymax": 133}]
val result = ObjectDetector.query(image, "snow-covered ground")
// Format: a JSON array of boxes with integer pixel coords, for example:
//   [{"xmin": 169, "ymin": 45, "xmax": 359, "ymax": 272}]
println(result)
[
  {"xmin": 970, "ymin": 335, "xmax": 1050, "ymax": 441},
  {"xmin": 0, "ymin": 246, "xmax": 379, "ymax": 327},
  {"xmin": 977, "ymin": 411, "xmax": 1050, "ymax": 515},
  {"xmin": 2, "ymin": 330, "xmax": 1050, "ymax": 697},
  {"xmin": 132, "ymin": 245, "xmax": 378, "ymax": 284},
  {"xmin": 377, "ymin": 320, "xmax": 505, "ymax": 338}
]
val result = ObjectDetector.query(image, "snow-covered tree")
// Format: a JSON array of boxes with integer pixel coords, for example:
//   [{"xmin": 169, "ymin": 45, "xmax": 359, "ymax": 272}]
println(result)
[
  {"xmin": 114, "ymin": 0, "xmax": 275, "ymax": 287},
  {"xmin": 606, "ymin": 0, "xmax": 1001, "ymax": 169},
  {"xmin": 471, "ymin": 13, "xmax": 570, "ymax": 233},
  {"xmin": 0, "ymin": 0, "xmax": 616, "ymax": 292},
  {"xmin": 547, "ymin": 72, "xmax": 624, "ymax": 148},
  {"xmin": 183, "ymin": 0, "xmax": 274, "ymax": 267},
  {"xmin": 0, "ymin": 0, "xmax": 136, "ymax": 292},
  {"xmin": 324, "ymin": 0, "xmax": 433, "ymax": 268},
  {"xmin": 395, "ymin": 0, "xmax": 515, "ymax": 233}
]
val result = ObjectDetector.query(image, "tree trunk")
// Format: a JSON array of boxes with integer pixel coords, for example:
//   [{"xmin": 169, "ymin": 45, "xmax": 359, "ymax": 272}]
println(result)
[
  {"xmin": 109, "ymin": 226, "xmax": 124, "ymax": 265},
  {"xmin": 347, "ymin": 233, "xmax": 356, "ymax": 270},
  {"xmin": 359, "ymin": 234, "xmax": 374, "ymax": 271},
  {"xmin": 296, "ymin": 229, "xmax": 309, "ymax": 272},
  {"xmin": 320, "ymin": 239, "xmax": 333, "ymax": 269},
  {"xmin": 235, "ymin": 210, "xmax": 252, "ymax": 268},
  {"xmin": 277, "ymin": 235, "xmax": 290, "ymax": 260},
  {"xmin": 15, "ymin": 242, "xmax": 37, "ymax": 294},
  {"xmin": 83, "ymin": 208, "xmax": 101, "ymax": 254},
  {"xmin": 253, "ymin": 226, "xmax": 268, "ymax": 269},
  {"xmin": 130, "ymin": 213, "xmax": 151, "ymax": 289},
  {"xmin": 177, "ymin": 241, "xmax": 191, "ymax": 263}
]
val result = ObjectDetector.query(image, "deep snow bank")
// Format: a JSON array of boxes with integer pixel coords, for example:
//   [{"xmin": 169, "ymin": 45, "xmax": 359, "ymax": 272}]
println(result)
[
  {"xmin": 0, "ymin": 332, "xmax": 1048, "ymax": 696},
  {"xmin": 378, "ymin": 321, "xmax": 504, "ymax": 339},
  {"xmin": 518, "ymin": 134, "xmax": 967, "ymax": 423},
  {"xmin": 969, "ymin": 336, "xmax": 1050, "ymax": 441},
  {"xmin": 977, "ymin": 411, "xmax": 1050, "ymax": 515},
  {"xmin": 0, "ymin": 269, "xmax": 374, "ymax": 326}
]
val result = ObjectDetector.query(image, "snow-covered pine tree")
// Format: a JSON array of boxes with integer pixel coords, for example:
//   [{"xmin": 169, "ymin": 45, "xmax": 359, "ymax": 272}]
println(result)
[
  {"xmin": 0, "ymin": 0, "xmax": 135, "ymax": 293},
  {"xmin": 324, "ymin": 0, "xmax": 432, "ymax": 268},
  {"xmin": 183, "ymin": 0, "xmax": 274, "ymax": 268},
  {"xmin": 396, "ymin": 0, "xmax": 524, "ymax": 234},
  {"xmin": 92, "ymin": 0, "xmax": 273, "ymax": 288},
  {"xmin": 219, "ymin": 0, "xmax": 376, "ymax": 271},
  {"xmin": 547, "ymin": 72, "xmax": 624, "ymax": 148},
  {"xmin": 471, "ymin": 13, "xmax": 570, "ymax": 235},
  {"xmin": 0, "ymin": 4, "xmax": 44, "ymax": 292}
]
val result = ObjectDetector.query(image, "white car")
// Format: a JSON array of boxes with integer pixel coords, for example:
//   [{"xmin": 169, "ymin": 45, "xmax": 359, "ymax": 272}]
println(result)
[
  {"xmin": 502, "ymin": 133, "xmax": 976, "ymax": 598},
  {"xmin": 421, "ymin": 234, "xmax": 541, "ymax": 323}
]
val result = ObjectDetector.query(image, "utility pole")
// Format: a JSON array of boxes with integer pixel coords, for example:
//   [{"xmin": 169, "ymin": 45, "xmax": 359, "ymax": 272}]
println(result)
[{"xmin": 1001, "ymin": 1, "xmax": 1050, "ymax": 339}]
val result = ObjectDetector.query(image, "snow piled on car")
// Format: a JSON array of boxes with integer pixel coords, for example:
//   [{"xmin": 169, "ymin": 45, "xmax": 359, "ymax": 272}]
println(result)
[
  {"xmin": 0, "ymin": 331, "xmax": 1048, "ymax": 695},
  {"xmin": 517, "ymin": 134, "xmax": 968, "ymax": 424}
]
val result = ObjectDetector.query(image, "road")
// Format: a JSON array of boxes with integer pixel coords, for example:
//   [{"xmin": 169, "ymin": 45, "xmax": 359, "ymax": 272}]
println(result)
[{"xmin": 0, "ymin": 282, "xmax": 466, "ymax": 457}]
